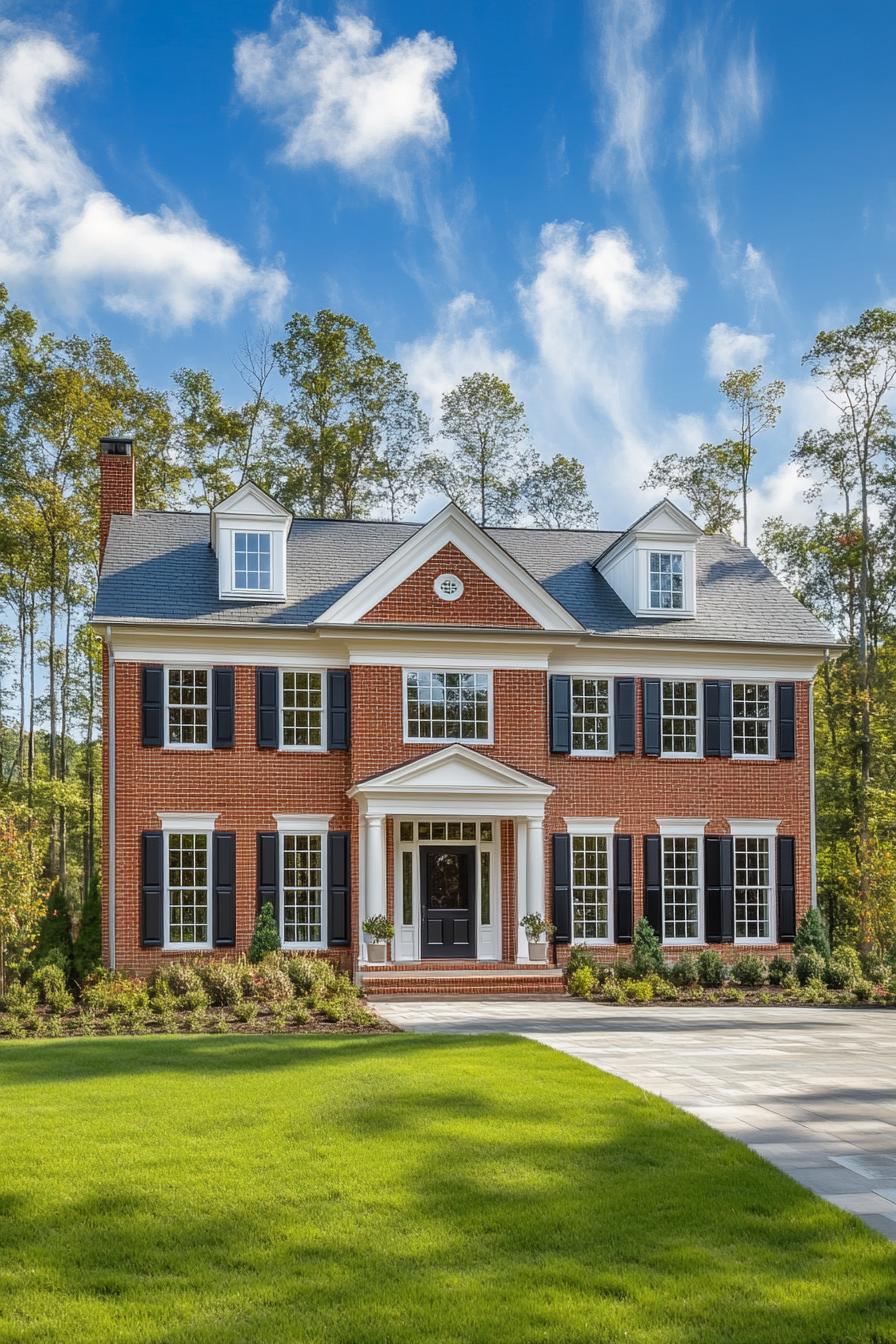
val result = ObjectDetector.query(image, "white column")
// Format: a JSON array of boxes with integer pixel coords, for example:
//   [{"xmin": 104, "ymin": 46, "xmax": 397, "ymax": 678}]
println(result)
[
  {"xmin": 525, "ymin": 816, "xmax": 545, "ymax": 920},
  {"xmin": 515, "ymin": 819, "xmax": 529, "ymax": 961},
  {"xmin": 364, "ymin": 815, "xmax": 386, "ymax": 922}
]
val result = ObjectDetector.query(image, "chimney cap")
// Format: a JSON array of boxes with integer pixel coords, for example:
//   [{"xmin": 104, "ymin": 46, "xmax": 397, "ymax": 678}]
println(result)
[{"xmin": 99, "ymin": 435, "xmax": 133, "ymax": 456}]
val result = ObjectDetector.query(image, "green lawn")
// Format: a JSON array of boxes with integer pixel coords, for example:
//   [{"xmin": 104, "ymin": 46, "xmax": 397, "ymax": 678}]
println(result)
[{"xmin": 0, "ymin": 1035, "xmax": 893, "ymax": 1344}]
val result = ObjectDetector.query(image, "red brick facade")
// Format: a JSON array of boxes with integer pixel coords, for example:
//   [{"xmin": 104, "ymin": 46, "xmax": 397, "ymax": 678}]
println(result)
[{"xmin": 361, "ymin": 543, "xmax": 540, "ymax": 627}]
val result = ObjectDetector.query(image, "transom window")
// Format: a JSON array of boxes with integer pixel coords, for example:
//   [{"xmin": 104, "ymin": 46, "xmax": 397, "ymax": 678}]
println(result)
[
  {"xmin": 572, "ymin": 678, "xmax": 611, "ymax": 753},
  {"xmin": 661, "ymin": 680, "xmax": 699, "ymax": 755},
  {"xmin": 572, "ymin": 835, "xmax": 610, "ymax": 941},
  {"xmin": 662, "ymin": 836, "xmax": 700, "ymax": 941},
  {"xmin": 233, "ymin": 531, "xmax": 272, "ymax": 591},
  {"xmin": 405, "ymin": 671, "xmax": 490, "ymax": 742},
  {"xmin": 282, "ymin": 834, "xmax": 323, "ymax": 945},
  {"xmin": 733, "ymin": 682, "xmax": 772, "ymax": 757},
  {"xmin": 166, "ymin": 668, "xmax": 209, "ymax": 747},
  {"xmin": 167, "ymin": 832, "xmax": 210, "ymax": 946},
  {"xmin": 282, "ymin": 671, "xmax": 324, "ymax": 749},
  {"xmin": 649, "ymin": 552, "xmax": 684, "ymax": 610},
  {"xmin": 734, "ymin": 837, "xmax": 771, "ymax": 941},
  {"xmin": 395, "ymin": 820, "xmax": 496, "ymax": 933}
]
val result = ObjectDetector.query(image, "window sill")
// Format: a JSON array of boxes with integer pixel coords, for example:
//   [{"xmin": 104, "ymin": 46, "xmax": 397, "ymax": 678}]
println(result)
[
  {"xmin": 282, "ymin": 942, "xmax": 326, "ymax": 951},
  {"xmin": 570, "ymin": 751, "xmax": 614, "ymax": 759},
  {"xmin": 164, "ymin": 943, "xmax": 213, "ymax": 953},
  {"xmin": 279, "ymin": 745, "xmax": 327, "ymax": 754},
  {"xmin": 659, "ymin": 753, "xmax": 703, "ymax": 761},
  {"xmin": 731, "ymin": 754, "xmax": 774, "ymax": 763},
  {"xmin": 162, "ymin": 744, "xmax": 212, "ymax": 752}
]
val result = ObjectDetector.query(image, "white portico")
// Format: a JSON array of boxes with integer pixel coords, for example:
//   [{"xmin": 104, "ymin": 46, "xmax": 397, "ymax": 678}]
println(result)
[{"xmin": 348, "ymin": 745, "xmax": 554, "ymax": 964}]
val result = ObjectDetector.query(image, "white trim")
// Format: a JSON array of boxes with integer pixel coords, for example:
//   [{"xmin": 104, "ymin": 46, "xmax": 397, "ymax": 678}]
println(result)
[
  {"xmin": 656, "ymin": 817, "xmax": 709, "ymax": 836},
  {"xmin": 729, "ymin": 826, "xmax": 778, "ymax": 946},
  {"xmin": 659, "ymin": 676, "xmax": 702, "ymax": 759},
  {"xmin": 392, "ymin": 817, "xmax": 500, "ymax": 962},
  {"xmin": 433, "ymin": 572, "xmax": 464, "ymax": 601},
  {"xmin": 157, "ymin": 811, "xmax": 220, "ymax": 831},
  {"xmin": 278, "ymin": 827, "xmax": 328, "ymax": 951},
  {"xmin": 273, "ymin": 813, "xmax": 333, "ymax": 834},
  {"xmin": 809, "ymin": 676, "xmax": 818, "ymax": 907},
  {"xmin": 279, "ymin": 667, "xmax": 327, "ymax": 753},
  {"xmin": 658, "ymin": 828, "xmax": 705, "ymax": 946},
  {"xmin": 569, "ymin": 674, "xmax": 615, "ymax": 757},
  {"xmin": 349, "ymin": 743, "xmax": 553, "ymax": 820},
  {"xmin": 568, "ymin": 828, "xmax": 615, "ymax": 946},
  {"xmin": 402, "ymin": 667, "xmax": 494, "ymax": 746},
  {"xmin": 730, "ymin": 679, "xmax": 775, "ymax": 761},
  {"xmin": 163, "ymin": 664, "xmax": 212, "ymax": 751},
  {"xmin": 106, "ymin": 631, "xmax": 116, "ymax": 970},
  {"xmin": 162, "ymin": 825, "xmax": 214, "ymax": 952},
  {"xmin": 564, "ymin": 817, "xmax": 619, "ymax": 835},
  {"xmin": 725, "ymin": 818, "xmax": 781, "ymax": 837},
  {"xmin": 315, "ymin": 502, "xmax": 582, "ymax": 631},
  {"xmin": 212, "ymin": 482, "xmax": 291, "ymax": 603},
  {"xmin": 230, "ymin": 528, "xmax": 275, "ymax": 598}
]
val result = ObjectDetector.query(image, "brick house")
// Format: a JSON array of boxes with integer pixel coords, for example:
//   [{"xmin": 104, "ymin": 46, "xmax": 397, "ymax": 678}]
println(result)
[{"xmin": 93, "ymin": 437, "xmax": 834, "ymax": 994}]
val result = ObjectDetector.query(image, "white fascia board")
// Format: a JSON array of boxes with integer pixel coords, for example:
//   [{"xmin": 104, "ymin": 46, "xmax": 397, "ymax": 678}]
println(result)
[
  {"xmin": 595, "ymin": 499, "xmax": 703, "ymax": 571},
  {"xmin": 564, "ymin": 817, "xmax": 619, "ymax": 835},
  {"xmin": 656, "ymin": 817, "xmax": 710, "ymax": 836},
  {"xmin": 273, "ymin": 813, "xmax": 333, "ymax": 834},
  {"xmin": 157, "ymin": 811, "xmax": 219, "ymax": 831},
  {"xmin": 314, "ymin": 502, "xmax": 582, "ymax": 632},
  {"xmin": 211, "ymin": 482, "xmax": 291, "ymax": 549},
  {"xmin": 348, "ymin": 743, "xmax": 554, "ymax": 800},
  {"xmin": 726, "ymin": 818, "xmax": 782, "ymax": 836}
]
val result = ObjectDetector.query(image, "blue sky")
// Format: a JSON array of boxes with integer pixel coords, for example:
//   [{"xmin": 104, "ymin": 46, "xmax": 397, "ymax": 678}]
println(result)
[{"xmin": 2, "ymin": 0, "xmax": 895, "ymax": 534}]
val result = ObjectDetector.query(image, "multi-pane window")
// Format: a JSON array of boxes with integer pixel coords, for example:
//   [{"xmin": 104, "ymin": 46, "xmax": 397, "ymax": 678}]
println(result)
[
  {"xmin": 480, "ymin": 851, "xmax": 491, "ymax": 924},
  {"xmin": 649, "ymin": 552, "xmax": 684, "ymax": 610},
  {"xmin": 572, "ymin": 835, "xmax": 610, "ymax": 941},
  {"xmin": 282, "ymin": 834, "xmax": 323, "ymax": 944},
  {"xmin": 167, "ymin": 833, "xmax": 210, "ymax": 945},
  {"xmin": 661, "ymin": 680, "xmax": 699, "ymax": 754},
  {"xmin": 734, "ymin": 837, "xmax": 771, "ymax": 941},
  {"xmin": 405, "ymin": 671, "xmax": 490, "ymax": 741},
  {"xmin": 733, "ymin": 682, "xmax": 772, "ymax": 757},
  {"xmin": 572, "ymin": 678, "xmax": 611, "ymax": 753},
  {"xmin": 167, "ymin": 669, "xmax": 209, "ymax": 746},
  {"xmin": 662, "ymin": 836, "xmax": 700, "ymax": 941},
  {"xmin": 282, "ymin": 672, "xmax": 324, "ymax": 748},
  {"xmin": 233, "ymin": 531, "xmax": 271, "ymax": 591}
]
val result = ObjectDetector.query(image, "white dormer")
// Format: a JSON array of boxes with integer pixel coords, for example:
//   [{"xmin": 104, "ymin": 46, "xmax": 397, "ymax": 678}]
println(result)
[
  {"xmin": 211, "ymin": 483, "xmax": 291, "ymax": 601},
  {"xmin": 594, "ymin": 499, "xmax": 702, "ymax": 619}
]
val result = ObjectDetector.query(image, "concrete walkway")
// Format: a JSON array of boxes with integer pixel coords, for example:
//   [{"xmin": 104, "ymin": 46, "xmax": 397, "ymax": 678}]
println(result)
[{"xmin": 375, "ymin": 997, "xmax": 896, "ymax": 1241}]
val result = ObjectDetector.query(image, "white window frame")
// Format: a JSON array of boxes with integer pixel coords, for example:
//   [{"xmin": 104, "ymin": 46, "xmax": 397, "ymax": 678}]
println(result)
[
  {"xmin": 660, "ymin": 678, "xmax": 702, "ymax": 759},
  {"xmin": 728, "ymin": 818, "xmax": 779, "ymax": 946},
  {"xmin": 232, "ymin": 529, "xmax": 273, "ymax": 595},
  {"xmin": 157, "ymin": 812, "xmax": 218, "ymax": 951},
  {"xmin": 731, "ymin": 681, "xmax": 775, "ymax": 761},
  {"xmin": 648, "ymin": 550, "xmax": 685, "ymax": 611},
  {"xmin": 274, "ymin": 814, "xmax": 332, "ymax": 950},
  {"xmin": 570, "ymin": 676, "xmax": 614, "ymax": 757},
  {"xmin": 163, "ymin": 665, "xmax": 211, "ymax": 751},
  {"xmin": 279, "ymin": 669, "xmax": 327, "ymax": 753},
  {"xmin": 392, "ymin": 817, "xmax": 500, "ymax": 963},
  {"xmin": 656, "ymin": 817, "xmax": 708, "ymax": 946},
  {"xmin": 402, "ymin": 668, "xmax": 494, "ymax": 746},
  {"xmin": 565, "ymin": 818, "xmax": 618, "ymax": 946}
]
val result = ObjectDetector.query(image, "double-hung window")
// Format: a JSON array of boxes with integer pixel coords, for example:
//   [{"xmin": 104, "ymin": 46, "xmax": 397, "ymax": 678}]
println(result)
[
  {"xmin": 732, "ymin": 682, "xmax": 772, "ymax": 758},
  {"xmin": 233, "ymin": 531, "xmax": 272, "ymax": 592},
  {"xmin": 649, "ymin": 552, "xmax": 684, "ymax": 610},
  {"xmin": 662, "ymin": 835, "xmax": 701, "ymax": 942},
  {"xmin": 572, "ymin": 835, "xmax": 611, "ymax": 941},
  {"xmin": 571, "ymin": 678, "xmax": 612, "ymax": 754},
  {"xmin": 166, "ymin": 831, "xmax": 211, "ymax": 948},
  {"xmin": 733, "ymin": 832, "xmax": 775, "ymax": 943},
  {"xmin": 166, "ymin": 668, "xmax": 209, "ymax": 747},
  {"xmin": 661, "ymin": 680, "xmax": 700, "ymax": 755},
  {"xmin": 282, "ymin": 834, "xmax": 324, "ymax": 945},
  {"xmin": 281, "ymin": 671, "xmax": 324, "ymax": 749},
  {"xmin": 405, "ymin": 670, "xmax": 491, "ymax": 743}
]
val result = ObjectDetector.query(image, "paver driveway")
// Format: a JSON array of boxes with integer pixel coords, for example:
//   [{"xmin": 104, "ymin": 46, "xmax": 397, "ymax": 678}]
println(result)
[{"xmin": 376, "ymin": 997, "xmax": 896, "ymax": 1240}]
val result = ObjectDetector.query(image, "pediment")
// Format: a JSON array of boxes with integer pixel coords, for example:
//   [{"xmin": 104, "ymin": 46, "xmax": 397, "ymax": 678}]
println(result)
[
  {"xmin": 349, "ymin": 745, "xmax": 554, "ymax": 799},
  {"xmin": 213, "ymin": 481, "xmax": 291, "ymax": 521}
]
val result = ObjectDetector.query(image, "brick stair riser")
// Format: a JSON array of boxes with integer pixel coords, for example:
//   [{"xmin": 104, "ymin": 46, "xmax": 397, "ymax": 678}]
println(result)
[{"xmin": 362, "ymin": 978, "xmax": 565, "ymax": 997}]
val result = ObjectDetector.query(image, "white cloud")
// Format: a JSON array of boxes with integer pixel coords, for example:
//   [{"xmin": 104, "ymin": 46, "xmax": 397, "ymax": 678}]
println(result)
[
  {"xmin": 705, "ymin": 322, "xmax": 771, "ymax": 377},
  {"xmin": 0, "ymin": 27, "xmax": 286, "ymax": 326},
  {"xmin": 397, "ymin": 293, "xmax": 520, "ymax": 425},
  {"xmin": 593, "ymin": 0, "xmax": 661, "ymax": 191},
  {"xmin": 740, "ymin": 242, "xmax": 779, "ymax": 309},
  {"xmin": 235, "ymin": 6, "xmax": 455, "ymax": 203}
]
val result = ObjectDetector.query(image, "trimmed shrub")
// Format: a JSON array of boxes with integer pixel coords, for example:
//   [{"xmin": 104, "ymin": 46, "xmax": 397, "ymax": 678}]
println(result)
[
  {"xmin": 853, "ymin": 978, "xmax": 874, "ymax": 1002},
  {"xmin": 234, "ymin": 1000, "xmax": 259, "ymax": 1023},
  {"xmin": 613, "ymin": 959, "xmax": 639, "ymax": 982},
  {"xmin": 793, "ymin": 907, "xmax": 830, "ymax": 960},
  {"xmin": 723, "ymin": 987, "xmax": 746, "ymax": 1003},
  {"xmin": 196, "ymin": 961, "xmax": 244, "ymax": 1007},
  {"xmin": 32, "ymin": 963, "xmax": 67, "ymax": 1004},
  {"xmin": 82, "ymin": 972, "xmax": 149, "ymax": 1015},
  {"xmin": 696, "ymin": 949, "xmax": 727, "ymax": 988},
  {"xmin": 286, "ymin": 955, "xmax": 337, "ymax": 996},
  {"xmin": 767, "ymin": 954, "xmax": 791, "ymax": 986},
  {"xmin": 825, "ymin": 946, "xmax": 862, "ymax": 990},
  {"xmin": 252, "ymin": 958, "xmax": 294, "ymax": 1004},
  {"xmin": 250, "ymin": 902, "xmax": 281, "ymax": 963},
  {"xmin": 567, "ymin": 966, "xmax": 595, "ymax": 1000},
  {"xmin": 567, "ymin": 946, "xmax": 599, "ymax": 977},
  {"xmin": 649, "ymin": 977, "xmax": 679, "ymax": 1001},
  {"xmin": 632, "ymin": 918, "xmax": 664, "ymax": 975},
  {"xmin": 794, "ymin": 948, "xmax": 827, "ymax": 986},
  {"xmin": 152, "ymin": 962, "xmax": 202, "ymax": 999},
  {"xmin": 859, "ymin": 951, "xmax": 889, "ymax": 985},
  {"xmin": 0, "ymin": 981, "xmax": 38, "ymax": 1015},
  {"xmin": 74, "ymin": 871, "xmax": 102, "ymax": 985},
  {"xmin": 668, "ymin": 953, "xmax": 699, "ymax": 987},
  {"xmin": 625, "ymin": 978, "xmax": 654, "ymax": 1003},
  {"xmin": 730, "ymin": 955, "xmax": 769, "ymax": 988}
]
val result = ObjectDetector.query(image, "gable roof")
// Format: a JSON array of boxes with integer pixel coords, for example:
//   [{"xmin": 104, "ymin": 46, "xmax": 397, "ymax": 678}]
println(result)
[
  {"xmin": 594, "ymin": 498, "xmax": 703, "ymax": 570},
  {"xmin": 93, "ymin": 509, "xmax": 835, "ymax": 648}
]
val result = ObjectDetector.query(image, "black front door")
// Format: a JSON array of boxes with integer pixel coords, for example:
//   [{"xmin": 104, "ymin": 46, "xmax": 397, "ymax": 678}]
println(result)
[{"xmin": 421, "ymin": 846, "xmax": 476, "ymax": 958}]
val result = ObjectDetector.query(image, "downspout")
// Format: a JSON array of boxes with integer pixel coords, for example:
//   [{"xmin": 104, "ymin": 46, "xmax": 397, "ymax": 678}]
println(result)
[
  {"xmin": 106, "ymin": 627, "xmax": 116, "ymax": 969},
  {"xmin": 809, "ymin": 664, "xmax": 819, "ymax": 909}
]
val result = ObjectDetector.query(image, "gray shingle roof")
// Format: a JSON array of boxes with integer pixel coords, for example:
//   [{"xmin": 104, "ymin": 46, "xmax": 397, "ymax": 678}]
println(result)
[{"xmin": 93, "ymin": 510, "xmax": 834, "ymax": 647}]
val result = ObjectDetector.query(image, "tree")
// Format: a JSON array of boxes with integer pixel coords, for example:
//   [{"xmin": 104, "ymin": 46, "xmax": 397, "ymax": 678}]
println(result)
[
  {"xmin": 374, "ymin": 362, "xmax": 430, "ymax": 521},
  {"xmin": 719, "ymin": 366, "xmax": 785, "ymax": 546},
  {"xmin": 523, "ymin": 454, "xmax": 599, "ymax": 528},
  {"xmin": 642, "ymin": 443, "xmax": 740, "ymax": 535},
  {"xmin": 249, "ymin": 901, "xmax": 281, "ymax": 962},
  {"xmin": 34, "ymin": 881, "xmax": 74, "ymax": 974},
  {"xmin": 170, "ymin": 367, "xmax": 247, "ymax": 508},
  {"xmin": 0, "ymin": 809, "xmax": 49, "ymax": 992},
  {"xmin": 73, "ymin": 869, "xmax": 102, "ymax": 984},
  {"xmin": 425, "ymin": 373, "xmax": 530, "ymax": 525}
]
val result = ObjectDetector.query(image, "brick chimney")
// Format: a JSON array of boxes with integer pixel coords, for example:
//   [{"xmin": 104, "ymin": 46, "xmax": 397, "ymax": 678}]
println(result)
[{"xmin": 99, "ymin": 436, "xmax": 135, "ymax": 564}]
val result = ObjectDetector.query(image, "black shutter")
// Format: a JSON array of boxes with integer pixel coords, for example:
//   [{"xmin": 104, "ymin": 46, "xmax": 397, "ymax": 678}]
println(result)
[
  {"xmin": 327, "ymin": 670, "xmax": 351, "ymax": 751},
  {"xmin": 257, "ymin": 832, "xmax": 279, "ymax": 921},
  {"xmin": 141, "ymin": 830, "xmax": 163, "ymax": 947},
  {"xmin": 212, "ymin": 667, "xmax": 235, "ymax": 749},
  {"xmin": 777, "ymin": 836, "xmax": 796, "ymax": 941},
  {"xmin": 614, "ymin": 678, "xmax": 636, "ymax": 755},
  {"xmin": 643, "ymin": 835, "xmax": 663, "ymax": 938},
  {"xmin": 642, "ymin": 679, "xmax": 661, "ymax": 757},
  {"xmin": 327, "ymin": 831, "xmax": 351, "ymax": 947},
  {"xmin": 776, "ymin": 682, "xmax": 796, "ymax": 759},
  {"xmin": 141, "ymin": 666, "xmax": 164, "ymax": 747},
  {"xmin": 704, "ymin": 836, "xmax": 734, "ymax": 943},
  {"xmin": 256, "ymin": 668, "xmax": 279, "ymax": 749},
  {"xmin": 552, "ymin": 833, "xmax": 572, "ymax": 943},
  {"xmin": 614, "ymin": 834, "xmax": 633, "ymax": 943},
  {"xmin": 213, "ymin": 831, "xmax": 236, "ymax": 946},
  {"xmin": 704, "ymin": 681, "xmax": 732, "ymax": 758},
  {"xmin": 549, "ymin": 676, "xmax": 572, "ymax": 754}
]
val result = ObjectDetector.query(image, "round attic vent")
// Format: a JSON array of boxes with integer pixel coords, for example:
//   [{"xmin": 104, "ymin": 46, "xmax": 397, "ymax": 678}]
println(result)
[{"xmin": 433, "ymin": 573, "xmax": 464, "ymax": 602}]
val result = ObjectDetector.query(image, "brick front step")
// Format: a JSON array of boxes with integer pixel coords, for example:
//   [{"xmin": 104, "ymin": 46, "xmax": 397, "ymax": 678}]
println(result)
[{"xmin": 360, "ymin": 966, "xmax": 565, "ymax": 996}]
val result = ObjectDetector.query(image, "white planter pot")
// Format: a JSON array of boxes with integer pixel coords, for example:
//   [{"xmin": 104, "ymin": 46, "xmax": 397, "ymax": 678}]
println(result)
[
  {"xmin": 366, "ymin": 942, "xmax": 388, "ymax": 963},
  {"xmin": 528, "ymin": 941, "xmax": 548, "ymax": 963}
]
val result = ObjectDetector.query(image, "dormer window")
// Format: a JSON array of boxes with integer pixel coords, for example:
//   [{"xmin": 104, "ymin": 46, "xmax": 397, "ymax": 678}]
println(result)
[
  {"xmin": 234, "ymin": 531, "xmax": 272, "ymax": 592},
  {"xmin": 649, "ymin": 552, "xmax": 684, "ymax": 611}
]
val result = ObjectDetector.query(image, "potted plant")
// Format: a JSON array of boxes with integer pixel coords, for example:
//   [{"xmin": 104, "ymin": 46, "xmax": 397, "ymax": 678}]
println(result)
[
  {"xmin": 520, "ymin": 913, "xmax": 556, "ymax": 963},
  {"xmin": 362, "ymin": 914, "xmax": 394, "ymax": 963}
]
